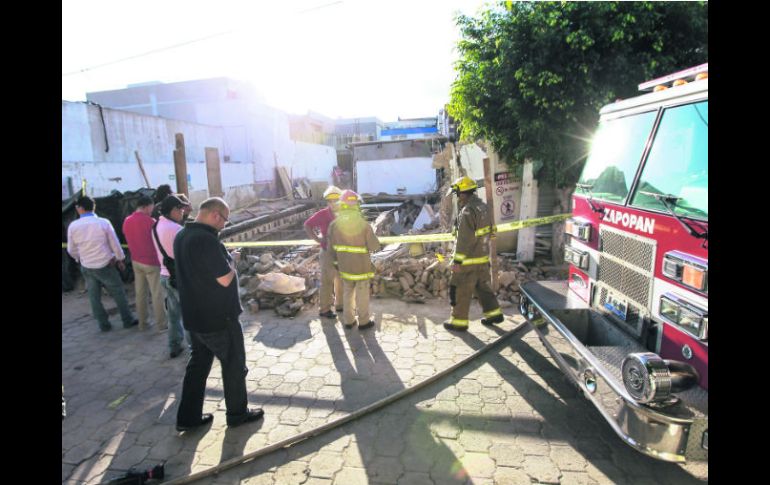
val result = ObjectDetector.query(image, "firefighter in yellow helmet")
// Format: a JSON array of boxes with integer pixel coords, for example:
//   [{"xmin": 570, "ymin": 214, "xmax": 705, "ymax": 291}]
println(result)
[
  {"xmin": 304, "ymin": 186, "xmax": 344, "ymax": 318},
  {"xmin": 444, "ymin": 176, "xmax": 504, "ymax": 331},
  {"xmin": 327, "ymin": 190, "xmax": 381, "ymax": 329}
]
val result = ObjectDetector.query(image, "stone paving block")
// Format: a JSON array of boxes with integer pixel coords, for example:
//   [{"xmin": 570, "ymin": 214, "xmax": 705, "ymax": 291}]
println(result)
[
  {"xmin": 398, "ymin": 471, "xmax": 433, "ymax": 485},
  {"xmin": 489, "ymin": 442, "xmax": 526, "ymax": 467},
  {"xmin": 559, "ymin": 471, "xmax": 599, "ymax": 485},
  {"xmin": 458, "ymin": 429, "xmax": 492, "ymax": 452},
  {"xmin": 109, "ymin": 444, "xmax": 151, "ymax": 470},
  {"xmin": 550, "ymin": 445, "xmax": 588, "ymax": 472},
  {"xmin": 271, "ymin": 460, "xmax": 310, "ymax": 484},
  {"xmin": 63, "ymin": 440, "xmax": 104, "ymax": 465},
  {"xmin": 366, "ymin": 455, "xmax": 404, "ymax": 483},
  {"xmin": 493, "ymin": 466, "xmax": 534, "ymax": 485},
  {"xmin": 585, "ymin": 459, "xmax": 628, "ymax": 484},
  {"xmin": 481, "ymin": 402, "xmax": 511, "ymax": 421},
  {"xmin": 333, "ymin": 466, "xmax": 368, "ymax": 485},
  {"xmin": 239, "ymin": 471, "xmax": 276, "ymax": 484},
  {"xmin": 460, "ymin": 451, "xmax": 497, "ymax": 479},
  {"xmin": 515, "ymin": 434, "xmax": 550, "ymax": 458},
  {"xmin": 308, "ymin": 452, "xmax": 345, "ymax": 479},
  {"xmin": 456, "ymin": 378, "xmax": 482, "ymax": 395},
  {"xmin": 68, "ymin": 452, "xmax": 113, "ymax": 484}
]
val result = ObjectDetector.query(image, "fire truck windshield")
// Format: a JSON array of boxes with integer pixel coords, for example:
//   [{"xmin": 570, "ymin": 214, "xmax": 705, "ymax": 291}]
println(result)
[
  {"xmin": 630, "ymin": 101, "xmax": 708, "ymax": 220},
  {"xmin": 578, "ymin": 110, "xmax": 657, "ymax": 204}
]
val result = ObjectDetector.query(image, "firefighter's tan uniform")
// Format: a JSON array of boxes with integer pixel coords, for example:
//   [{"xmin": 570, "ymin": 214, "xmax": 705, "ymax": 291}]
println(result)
[
  {"xmin": 447, "ymin": 193, "xmax": 502, "ymax": 330},
  {"xmin": 319, "ymin": 247, "xmax": 343, "ymax": 312},
  {"xmin": 328, "ymin": 207, "xmax": 381, "ymax": 328}
]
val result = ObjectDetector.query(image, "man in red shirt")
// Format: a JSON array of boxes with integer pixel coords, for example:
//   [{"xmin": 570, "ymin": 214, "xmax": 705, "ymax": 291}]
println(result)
[
  {"xmin": 123, "ymin": 195, "xmax": 167, "ymax": 331},
  {"xmin": 304, "ymin": 186, "xmax": 343, "ymax": 318}
]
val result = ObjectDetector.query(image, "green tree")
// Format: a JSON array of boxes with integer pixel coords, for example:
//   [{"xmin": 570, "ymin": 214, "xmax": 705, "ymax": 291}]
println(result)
[{"xmin": 449, "ymin": 1, "xmax": 708, "ymax": 187}]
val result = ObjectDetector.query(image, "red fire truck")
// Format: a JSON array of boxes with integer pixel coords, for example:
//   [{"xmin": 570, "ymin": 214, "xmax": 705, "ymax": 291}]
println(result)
[{"xmin": 519, "ymin": 64, "xmax": 708, "ymax": 463}]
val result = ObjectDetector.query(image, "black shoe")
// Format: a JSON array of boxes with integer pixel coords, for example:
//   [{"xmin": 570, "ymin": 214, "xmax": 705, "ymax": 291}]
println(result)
[
  {"xmin": 319, "ymin": 310, "xmax": 337, "ymax": 319},
  {"xmin": 481, "ymin": 314, "xmax": 505, "ymax": 326},
  {"xmin": 227, "ymin": 408, "xmax": 264, "ymax": 427},
  {"xmin": 123, "ymin": 319, "xmax": 139, "ymax": 329},
  {"xmin": 176, "ymin": 413, "xmax": 213, "ymax": 432},
  {"xmin": 443, "ymin": 321, "xmax": 468, "ymax": 332},
  {"xmin": 343, "ymin": 321, "xmax": 356, "ymax": 329},
  {"xmin": 170, "ymin": 348, "xmax": 184, "ymax": 359},
  {"xmin": 100, "ymin": 325, "xmax": 112, "ymax": 332},
  {"xmin": 358, "ymin": 320, "xmax": 375, "ymax": 330}
]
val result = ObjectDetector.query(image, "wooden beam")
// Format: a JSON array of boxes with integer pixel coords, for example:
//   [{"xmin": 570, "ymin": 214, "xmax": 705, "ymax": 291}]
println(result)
[
  {"xmin": 205, "ymin": 147, "xmax": 224, "ymax": 197},
  {"xmin": 134, "ymin": 151, "xmax": 151, "ymax": 188},
  {"xmin": 173, "ymin": 133, "xmax": 189, "ymax": 197}
]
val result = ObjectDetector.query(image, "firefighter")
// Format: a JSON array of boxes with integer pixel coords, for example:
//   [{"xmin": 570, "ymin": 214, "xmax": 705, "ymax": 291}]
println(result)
[
  {"xmin": 304, "ymin": 185, "xmax": 344, "ymax": 319},
  {"xmin": 444, "ymin": 176, "xmax": 504, "ymax": 331},
  {"xmin": 327, "ymin": 190, "xmax": 381, "ymax": 329}
]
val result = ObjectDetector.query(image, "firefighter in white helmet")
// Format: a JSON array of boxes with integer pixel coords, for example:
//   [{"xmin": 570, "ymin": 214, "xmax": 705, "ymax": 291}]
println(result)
[
  {"xmin": 444, "ymin": 176, "xmax": 504, "ymax": 331},
  {"xmin": 304, "ymin": 186, "xmax": 344, "ymax": 318},
  {"xmin": 327, "ymin": 190, "xmax": 381, "ymax": 329}
]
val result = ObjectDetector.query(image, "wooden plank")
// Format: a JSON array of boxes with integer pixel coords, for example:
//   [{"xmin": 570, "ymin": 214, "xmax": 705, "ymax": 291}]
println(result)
[
  {"xmin": 483, "ymin": 157, "xmax": 499, "ymax": 292},
  {"xmin": 173, "ymin": 133, "xmax": 189, "ymax": 197},
  {"xmin": 134, "ymin": 151, "xmax": 151, "ymax": 188},
  {"xmin": 276, "ymin": 166, "xmax": 294, "ymax": 199},
  {"xmin": 205, "ymin": 147, "xmax": 224, "ymax": 197}
]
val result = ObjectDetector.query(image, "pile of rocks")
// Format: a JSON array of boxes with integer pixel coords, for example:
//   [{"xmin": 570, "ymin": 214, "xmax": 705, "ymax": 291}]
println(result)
[{"xmin": 235, "ymin": 244, "xmax": 568, "ymax": 316}]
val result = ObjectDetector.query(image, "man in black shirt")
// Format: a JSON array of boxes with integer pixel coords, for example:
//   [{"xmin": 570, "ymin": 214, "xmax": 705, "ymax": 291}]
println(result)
[{"xmin": 173, "ymin": 197, "xmax": 263, "ymax": 431}]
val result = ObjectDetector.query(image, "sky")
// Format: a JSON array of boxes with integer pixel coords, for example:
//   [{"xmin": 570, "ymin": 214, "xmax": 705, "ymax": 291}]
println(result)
[{"xmin": 62, "ymin": 0, "xmax": 490, "ymax": 122}]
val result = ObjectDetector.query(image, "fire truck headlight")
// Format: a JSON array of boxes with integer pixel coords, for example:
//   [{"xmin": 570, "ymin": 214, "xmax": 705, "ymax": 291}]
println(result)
[
  {"xmin": 622, "ymin": 352, "xmax": 700, "ymax": 404},
  {"xmin": 565, "ymin": 217, "xmax": 592, "ymax": 242}
]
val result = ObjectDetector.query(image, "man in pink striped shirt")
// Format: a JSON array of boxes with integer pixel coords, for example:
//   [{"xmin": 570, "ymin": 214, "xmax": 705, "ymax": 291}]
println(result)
[
  {"xmin": 123, "ymin": 196, "xmax": 167, "ymax": 331},
  {"xmin": 152, "ymin": 195, "xmax": 191, "ymax": 358}
]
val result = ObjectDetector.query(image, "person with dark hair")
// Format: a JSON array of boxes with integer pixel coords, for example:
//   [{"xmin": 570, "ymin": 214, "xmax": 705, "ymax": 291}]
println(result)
[
  {"xmin": 152, "ymin": 195, "xmax": 190, "ymax": 358},
  {"xmin": 174, "ymin": 197, "xmax": 263, "ymax": 430},
  {"xmin": 123, "ymin": 195, "xmax": 166, "ymax": 331},
  {"xmin": 151, "ymin": 185, "xmax": 174, "ymax": 219},
  {"xmin": 67, "ymin": 196, "xmax": 137, "ymax": 332}
]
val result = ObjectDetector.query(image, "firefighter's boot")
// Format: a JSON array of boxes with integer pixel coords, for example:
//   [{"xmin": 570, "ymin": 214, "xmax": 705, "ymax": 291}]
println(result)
[
  {"xmin": 443, "ymin": 318, "xmax": 469, "ymax": 332},
  {"xmin": 481, "ymin": 309, "xmax": 504, "ymax": 326}
]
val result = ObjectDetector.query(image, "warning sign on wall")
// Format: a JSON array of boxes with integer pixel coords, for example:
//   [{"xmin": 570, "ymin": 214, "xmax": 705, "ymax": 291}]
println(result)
[{"xmin": 495, "ymin": 171, "xmax": 518, "ymax": 221}]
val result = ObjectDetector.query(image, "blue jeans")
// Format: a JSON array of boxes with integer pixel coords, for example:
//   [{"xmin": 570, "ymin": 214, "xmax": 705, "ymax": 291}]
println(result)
[
  {"xmin": 176, "ymin": 317, "xmax": 250, "ymax": 426},
  {"xmin": 160, "ymin": 276, "xmax": 189, "ymax": 353},
  {"xmin": 80, "ymin": 264, "xmax": 135, "ymax": 330}
]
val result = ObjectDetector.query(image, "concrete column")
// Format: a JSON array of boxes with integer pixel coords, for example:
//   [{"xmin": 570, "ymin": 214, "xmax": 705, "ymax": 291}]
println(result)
[{"xmin": 517, "ymin": 160, "xmax": 538, "ymax": 262}]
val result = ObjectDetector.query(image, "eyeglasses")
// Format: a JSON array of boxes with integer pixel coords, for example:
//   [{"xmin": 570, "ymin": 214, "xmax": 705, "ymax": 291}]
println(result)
[{"xmin": 217, "ymin": 211, "xmax": 230, "ymax": 223}]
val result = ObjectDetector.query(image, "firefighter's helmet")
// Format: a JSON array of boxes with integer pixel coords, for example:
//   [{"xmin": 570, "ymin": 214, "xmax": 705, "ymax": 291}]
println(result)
[
  {"xmin": 447, "ymin": 176, "xmax": 478, "ymax": 196},
  {"xmin": 338, "ymin": 189, "xmax": 361, "ymax": 210},
  {"xmin": 323, "ymin": 185, "xmax": 342, "ymax": 201}
]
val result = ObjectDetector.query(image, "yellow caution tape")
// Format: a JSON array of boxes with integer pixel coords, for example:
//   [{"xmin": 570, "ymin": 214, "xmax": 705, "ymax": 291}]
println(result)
[{"xmin": 61, "ymin": 214, "xmax": 571, "ymax": 249}]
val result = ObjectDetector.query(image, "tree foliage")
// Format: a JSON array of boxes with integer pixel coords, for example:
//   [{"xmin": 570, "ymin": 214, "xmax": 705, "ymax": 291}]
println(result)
[{"xmin": 449, "ymin": 1, "xmax": 708, "ymax": 186}]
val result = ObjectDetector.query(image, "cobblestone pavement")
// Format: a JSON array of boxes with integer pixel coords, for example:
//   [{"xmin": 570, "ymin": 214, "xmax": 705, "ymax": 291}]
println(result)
[{"xmin": 62, "ymin": 286, "xmax": 707, "ymax": 484}]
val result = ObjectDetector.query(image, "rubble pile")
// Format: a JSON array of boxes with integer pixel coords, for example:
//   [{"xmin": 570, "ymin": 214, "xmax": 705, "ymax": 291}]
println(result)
[
  {"xmin": 237, "ymin": 243, "xmax": 568, "ymax": 316},
  {"xmin": 237, "ymin": 248, "xmax": 321, "ymax": 318},
  {"xmin": 371, "ymin": 251, "xmax": 568, "ymax": 306}
]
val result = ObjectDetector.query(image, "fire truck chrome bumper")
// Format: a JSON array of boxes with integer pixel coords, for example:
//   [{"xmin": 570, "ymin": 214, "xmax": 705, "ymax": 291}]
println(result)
[{"xmin": 520, "ymin": 280, "xmax": 708, "ymax": 463}]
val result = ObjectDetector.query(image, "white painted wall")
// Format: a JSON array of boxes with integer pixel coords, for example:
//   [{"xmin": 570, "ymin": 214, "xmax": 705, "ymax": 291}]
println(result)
[
  {"xmin": 62, "ymin": 101, "xmax": 336, "ymax": 207},
  {"xmin": 356, "ymin": 157, "xmax": 436, "ymax": 195}
]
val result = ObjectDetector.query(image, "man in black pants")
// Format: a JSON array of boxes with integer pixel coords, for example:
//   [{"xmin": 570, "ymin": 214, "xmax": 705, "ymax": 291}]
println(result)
[{"xmin": 174, "ymin": 197, "xmax": 263, "ymax": 431}]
